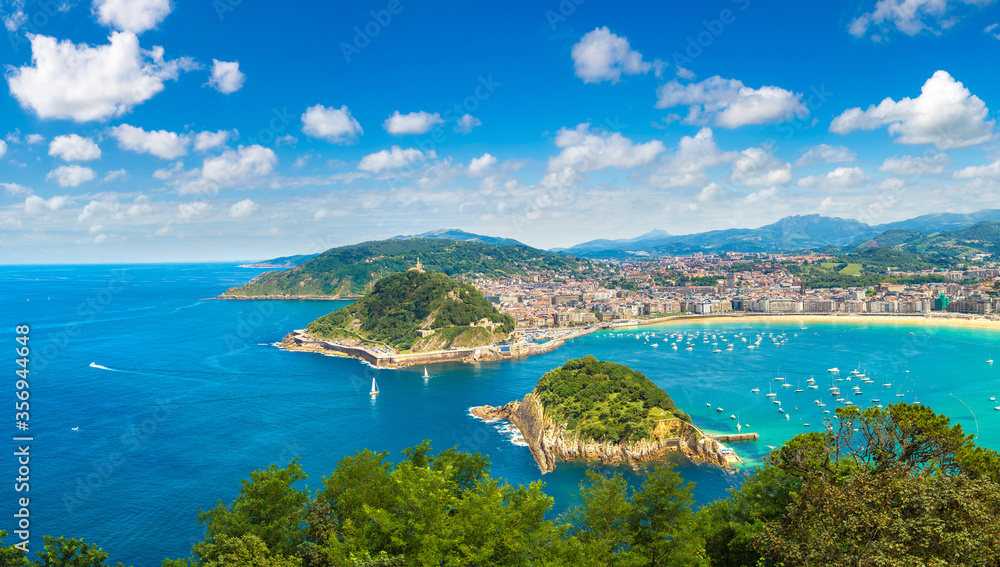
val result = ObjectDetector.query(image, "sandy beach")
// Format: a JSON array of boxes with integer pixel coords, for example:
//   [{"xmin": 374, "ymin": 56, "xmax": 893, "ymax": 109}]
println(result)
[{"xmin": 618, "ymin": 312, "xmax": 1000, "ymax": 332}]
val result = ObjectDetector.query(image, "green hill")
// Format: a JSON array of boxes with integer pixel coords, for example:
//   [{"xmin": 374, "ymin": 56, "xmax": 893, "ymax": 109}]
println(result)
[
  {"xmin": 305, "ymin": 270, "xmax": 515, "ymax": 352},
  {"xmin": 534, "ymin": 355, "xmax": 690, "ymax": 444},
  {"xmin": 854, "ymin": 221, "xmax": 1000, "ymax": 264},
  {"xmin": 222, "ymin": 238, "xmax": 588, "ymax": 297}
]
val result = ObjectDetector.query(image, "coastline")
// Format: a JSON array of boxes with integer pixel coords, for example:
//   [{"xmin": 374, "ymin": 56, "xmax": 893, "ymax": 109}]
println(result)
[
  {"xmin": 619, "ymin": 311, "xmax": 1000, "ymax": 331},
  {"xmin": 209, "ymin": 294, "xmax": 363, "ymax": 301}
]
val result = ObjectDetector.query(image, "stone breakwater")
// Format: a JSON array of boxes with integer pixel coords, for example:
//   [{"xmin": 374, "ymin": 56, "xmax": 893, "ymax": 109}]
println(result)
[{"xmin": 470, "ymin": 393, "xmax": 732, "ymax": 473}]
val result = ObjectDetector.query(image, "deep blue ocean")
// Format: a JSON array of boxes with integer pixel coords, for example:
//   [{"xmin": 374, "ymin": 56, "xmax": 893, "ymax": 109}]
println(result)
[{"xmin": 2, "ymin": 263, "xmax": 999, "ymax": 566}]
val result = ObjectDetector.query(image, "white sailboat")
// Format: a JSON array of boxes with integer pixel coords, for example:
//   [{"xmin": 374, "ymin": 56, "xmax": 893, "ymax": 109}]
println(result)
[
  {"xmin": 370, "ymin": 377, "xmax": 379, "ymax": 396},
  {"xmin": 423, "ymin": 367, "xmax": 430, "ymax": 379}
]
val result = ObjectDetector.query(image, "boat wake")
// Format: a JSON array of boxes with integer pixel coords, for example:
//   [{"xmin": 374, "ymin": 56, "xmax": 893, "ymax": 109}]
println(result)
[{"xmin": 88, "ymin": 362, "xmax": 115, "ymax": 371}]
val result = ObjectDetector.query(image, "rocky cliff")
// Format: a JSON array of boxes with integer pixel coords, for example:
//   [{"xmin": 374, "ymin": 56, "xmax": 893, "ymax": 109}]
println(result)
[{"xmin": 470, "ymin": 392, "xmax": 731, "ymax": 473}]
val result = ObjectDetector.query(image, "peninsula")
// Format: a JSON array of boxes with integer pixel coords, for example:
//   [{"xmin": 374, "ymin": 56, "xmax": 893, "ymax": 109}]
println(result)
[
  {"xmin": 279, "ymin": 269, "xmax": 564, "ymax": 367},
  {"xmin": 471, "ymin": 356, "xmax": 743, "ymax": 472}
]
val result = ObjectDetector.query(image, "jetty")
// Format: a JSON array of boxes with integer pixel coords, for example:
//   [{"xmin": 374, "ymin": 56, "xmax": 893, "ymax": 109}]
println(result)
[{"xmin": 709, "ymin": 432, "xmax": 759, "ymax": 442}]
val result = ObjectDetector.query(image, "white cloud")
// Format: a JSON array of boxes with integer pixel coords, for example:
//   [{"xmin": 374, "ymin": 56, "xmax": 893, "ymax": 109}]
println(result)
[
  {"xmin": 47, "ymin": 165, "xmax": 97, "ymax": 187},
  {"xmin": 830, "ymin": 70, "xmax": 996, "ymax": 149},
  {"xmin": 797, "ymin": 166, "xmax": 869, "ymax": 189},
  {"xmin": 7, "ymin": 32, "xmax": 196, "ymax": 122},
  {"xmin": 383, "ymin": 111, "xmax": 444, "ymax": 135},
  {"xmin": 229, "ymin": 198, "xmax": 259, "ymax": 218},
  {"xmin": 986, "ymin": 22, "xmax": 1000, "ymax": 38},
  {"xmin": 0, "ymin": 140, "xmax": 6, "ymax": 158},
  {"xmin": 649, "ymin": 127, "xmax": 736, "ymax": 187},
  {"xmin": 1, "ymin": 182, "xmax": 31, "ymax": 196},
  {"xmin": 547, "ymin": 123, "xmax": 665, "ymax": 173},
  {"xmin": 48, "ymin": 134, "xmax": 102, "ymax": 161},
  {"xmin": 794, "ymin": 144, "xmax": 858, "ymax": 167},
  {"xmin": 24, "ymin": 194, "xmax": 67, "ymax": 215},
  {"xmin": 103, "ymin": 169, "xmax": 127, "ymax": 182},
  {"xmin": 301, "ymin": 104, "xmax": 363, "ymax": 143},
  {"xmin": 194, "ymin": 130, "xmax": 233, "ymax": 151},
  {"xmin": 201, "ymin": 145, "xmax": 277, "ymax": 186},
  {"xmin": 92, "ymin": 0, "xmax": 172, "ymax": 34},
  {"xmin": 849, "ymin": 0, "xmax": 993, "ymax": 40},
  {"xmin": 571, "ymin": 26, "xmax": 652, "ymax": 84},
  {"xmin": 697, "ymin": 182, "xmax": 724, "ymax": 202},
  {"xmin": 208, "ymin": 60, "xmax": 245, "ymax": 94},
  {"xmin": 953, "ymin": 159, "xmax": 1000, "ymax": 178},
  {"xmin": 153, "ymin": 161, "xmax": 183, "ymax": 179},
  {"xmin": 26, "ymin": 134, "xmax": 45, "ymax": 144},
  {"xmin": 455, "ymin": 114, "xmax": 481, "ymax": 134},
  {"xmin": 656, "ymin": 76, "xmax": 807, "ymax": 128},
  {"xmin": 467, "ymin": 153, "xmax": 497, "ymax": 176},
  {"xmin": 729, "ymin": 148, "xmax": 793, "ymax": 188},
  {"xmin": 177, "ymin": 201, "xmax": 212, "ymax": 220},
  {"xmin": 4, "ymin": 1, "xmax": 26, "ymax": 32},
  {"xmin": 110, "ymin": 124, "xmax": 189, "ymax": 159},
  {"xmin": 878, "ymin": 152, "xmax": 952, "ymax": 174},
  {"xmin": 358, "ymin": 146, "xmax": 433, "ymax": 173},
  {"xmin": 744, "ymin": 186, "xmax": 779, "ymax": 203}
]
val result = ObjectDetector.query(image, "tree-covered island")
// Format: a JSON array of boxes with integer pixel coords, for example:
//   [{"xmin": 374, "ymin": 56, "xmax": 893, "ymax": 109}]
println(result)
[{"xmin": 472, "ymin": 356, "xmax": 732, "ymax": 472}]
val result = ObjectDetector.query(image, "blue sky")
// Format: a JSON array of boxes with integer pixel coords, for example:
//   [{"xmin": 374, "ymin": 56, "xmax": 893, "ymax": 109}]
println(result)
[{"xmin": 2, "ymin": 0, "xmax": 1000, "ymax": 263}]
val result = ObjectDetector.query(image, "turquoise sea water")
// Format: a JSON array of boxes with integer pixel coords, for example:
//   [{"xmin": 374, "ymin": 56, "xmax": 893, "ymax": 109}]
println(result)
[{"xmin": 2, "ymin": 263, "xmax": 999, "ymax": 565}]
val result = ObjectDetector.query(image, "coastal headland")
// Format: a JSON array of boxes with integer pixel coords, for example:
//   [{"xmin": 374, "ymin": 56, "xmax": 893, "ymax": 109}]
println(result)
[{"xmin": 469, "ymin": 357, "xmax": 750, "ymax": 472}]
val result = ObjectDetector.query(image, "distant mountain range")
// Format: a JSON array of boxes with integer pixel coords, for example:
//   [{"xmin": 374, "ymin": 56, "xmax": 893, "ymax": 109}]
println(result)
[
  {"xmin": 556, "ymin": 209, "xmax": 1000, "ymax": 257},
  {"xmin": 391, "ymin": 228, "xmax": 528, "ymax": 248}
]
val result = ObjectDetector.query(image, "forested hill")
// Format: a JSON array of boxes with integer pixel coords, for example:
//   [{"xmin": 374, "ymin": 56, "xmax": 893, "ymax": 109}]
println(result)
[
  {"xmin": 535, "ymin": 356, "xmax": 690, "ymax": 444},
  {"xmin": 306, "ymin": 270, "xmax": 515, "ymax": 352},
  {"xmin": 221, "ymin": 238, "xmax": 588, "ymax": 297}
]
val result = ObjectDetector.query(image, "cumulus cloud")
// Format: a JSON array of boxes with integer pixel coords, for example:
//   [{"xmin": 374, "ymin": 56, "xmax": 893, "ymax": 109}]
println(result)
[
  {"xmin": 0, "ymin": 140, "xmax": 6, "ymax": 158},
  {"xmin": 48, "ymin": 134, "xmax": 102, "ymax": 161},
  {"xmin": 194, "ymin": 130, "xmax": 233, "ymax": 151},
  {"xmin": 744, "ymin": 186, "xmax": 779, "ymax": 203},
  {"xmin": 797, "ymin": 166, "xmax": 870, "ymax": 189},
  {"xmin": 794, "ymin": 144, "xmax": 858, "ymax": 167},
  {"xmin": 830, "ymin": 70, "xmax": 996, "ymax": 149},
  {"xmin": 697, "ymin": 182, "xmax": 724, "ymax": 202},
  {"xmin": 455, "ymin": 114, "xmax": 481, "ymax": 134},
  {"xmin": 2, "ymin": 182, "xmax": 31, "ymax": 196},
  {"xmin": 649, "ymin": 127, "xmax": 737, "ymax": 188},
  {"xmin": 467, "ymin": 153, "xmax": 497, "ymax": 176},
  {"xmin": 849, "ymin": 0, "xmax": 993, "ymax": 40},
  {"xmin": 47, "ymin": 165, "xmax": 97, "ymax": 187},
  {"xmin": 109, "ymin": 124, "xmax": 189, "ymax": 159},
  {"xmin": 656, "ymin": 76, "xmax": 807, "ymax": 128},
  {"xmin": 24, "ymin": 194, "xmax": 67, "ymax": 215},
  {"xmin": 201, "ymin": 145, "xmax": 277, "ymax": 186},
  {"xmin": 383, "ymin": 111, "xmax": 444, "ymax": 135},
  {"xmin": 229, "ymin": 198, "xmax": 259, "ymax": 218},
  {"xmin": 301, "ymin": 104, "xmax": 363, "ymax": 143},
  {"xmin": 729, "ymin": 148, "xmax": 793, "ymax": 188},
  {"xmin": 571, "ymin": 26, "xmax": 652, "ymax": 84},
  {"xmin": 953, "ymin": 159, "xmax": 1000, "ymax": 178},
  {"xmin": 7, "ymin": 32, "xmax": 196, "ymax": 122},
  {"xmin": 547, "ymin": 123, "xmax": 665, "ymax": 173},
  {"xmin": 153, "ymin": 161, "xmax": 184, "ymax": 180},
  {"xmin": 26, "ymin": 134, "xmax": 45, "ymax": 144},
  {"xmin": 358, "ymin": 146, "xmax": 433, "ymax": 173},
  {"xmin": 177, "ymin": 201, "xmax": 211, "ymax": 220},
  {"xmin": 208, "ymin": 60, "xmax": 245, "ymax": 94},
  {"xmin": 103, "ymin": 169, "xmax": 127, "ymax": 182},
  {"xmin": 92, "ymin": 0, "xmax": 172, "ymax": 34},
  {"xmin": 77, "ymin": 195, "xmax": 153, "ymax": 222},
  {"xmin": 878, "ymin": 152, "xmax": 952, "ymax": 174}
]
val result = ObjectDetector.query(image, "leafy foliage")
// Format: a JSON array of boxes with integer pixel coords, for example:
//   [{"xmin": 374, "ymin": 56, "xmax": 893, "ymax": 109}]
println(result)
[
  {"xmin": 223, "ymin": 238, "xmax": 589, "ymax": 297},
  {"xmin": 534, "ymin": 356, "xmax": 689, "ymax": 444},
  {"xmin": 306, "ymin": 271, "xmax": 514, "ymax": 350}
]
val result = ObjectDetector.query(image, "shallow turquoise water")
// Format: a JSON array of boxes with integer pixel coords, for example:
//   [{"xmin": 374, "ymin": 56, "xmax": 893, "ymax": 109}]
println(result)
[{"xmin": 1, "ymin": 264, "xmax": 998, "ymax": 565}]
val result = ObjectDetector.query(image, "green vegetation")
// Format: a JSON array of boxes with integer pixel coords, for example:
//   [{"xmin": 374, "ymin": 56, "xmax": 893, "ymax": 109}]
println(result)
[
  {"xmin": 801, "ymin": 273, "xmax": 946, "ymax": 290},
  {"xmin": 534, "ymin": 356, "xmax": 690, "ymax": 444},
  {"xmin": 306, "ymin": 270, "xmax": 514, "ymax": 351},
  {"xmin": 223, "ymin": 238, "xmax": 593, "ymax": 297},
  {"xmin": 652, "ymin": 273, "xmax": 720, "ymax": 287},
  {"xmin": 3, "ymin": 404, "xmax": 1000, "ymax": 566},
  {"xmin": 857, "ymin": 221, "xmax": 1000, "ymax": 264}
]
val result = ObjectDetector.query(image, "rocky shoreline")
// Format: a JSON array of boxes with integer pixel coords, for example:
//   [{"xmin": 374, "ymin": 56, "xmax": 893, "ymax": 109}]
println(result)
[
  {"xmin": 470, "ymin": 393, "xmax": 733, "ymax": 473},
  {"xmin": 211, "ymin": 294, "xmax": 362, "ymax": 301}
]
